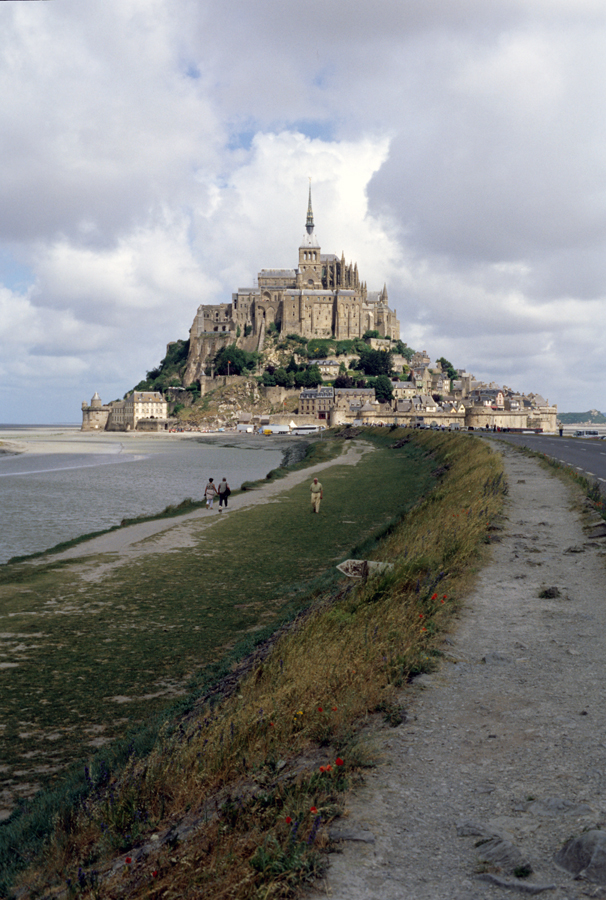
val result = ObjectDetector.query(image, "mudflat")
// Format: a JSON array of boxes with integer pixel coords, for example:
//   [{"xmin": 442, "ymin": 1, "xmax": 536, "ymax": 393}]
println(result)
[{"xmin": 311, "ymin": 443, "xmax": 606, "ymax": 899}]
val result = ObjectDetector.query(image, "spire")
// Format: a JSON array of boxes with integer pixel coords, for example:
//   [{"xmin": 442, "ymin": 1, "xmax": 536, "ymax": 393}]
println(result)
[{"xmin": 306, "ymin": 178, "xmax": 314, "ymax": 235}]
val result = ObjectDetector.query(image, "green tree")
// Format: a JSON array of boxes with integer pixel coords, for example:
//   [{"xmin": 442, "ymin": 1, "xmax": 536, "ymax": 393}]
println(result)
[
  {"xmin": 213, "ymin": 344, "xmax": 259, "ymax": 376},
  {"xmin": 356, "ymin": 347, "xmax": 394, "ymax": 377},
  {"xmin": 437, "ymin": 357, "xmax": 458, "ymax": 381},
  {"xmin": 273, "ymin": 368, "xmax": 294, "ymax": 387},
  {"xmin": 363, "ymin": 329, "xmax": 380, "ymax": 340},
  {"xmin": 370, "ymin": 374, "xmax": 393, "ymax": 403},
  {"xmin": 393, "ymin": 340, "xmax": 415, "ymax": 361},
  {"xmin": 294, "ymin": 365, "xmax": 323, "ymax": 388}
]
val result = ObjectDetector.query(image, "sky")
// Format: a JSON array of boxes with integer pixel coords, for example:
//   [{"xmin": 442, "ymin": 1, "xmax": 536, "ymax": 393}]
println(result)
[{"xmin": 1, "ymin": 0, "xmax": 606, "ymax": 422}]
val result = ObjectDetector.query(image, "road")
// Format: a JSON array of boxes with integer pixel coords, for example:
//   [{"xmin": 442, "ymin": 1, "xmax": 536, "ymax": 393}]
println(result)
[{"xmin": 485, "ymin": 431, "xmax": 606, "ymax": 485}]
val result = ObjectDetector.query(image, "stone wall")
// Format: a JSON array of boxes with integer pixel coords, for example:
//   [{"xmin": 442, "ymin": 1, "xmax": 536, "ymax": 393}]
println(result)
[{"xmin": 183, "ymin": 332, "xmax": 233, "ymax": 385}]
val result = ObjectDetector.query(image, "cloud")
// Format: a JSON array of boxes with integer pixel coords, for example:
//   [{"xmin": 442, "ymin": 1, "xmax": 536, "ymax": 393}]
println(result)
[{"xmin": 2, "ymin": 0, "xmax": 606, "ymax": 420}]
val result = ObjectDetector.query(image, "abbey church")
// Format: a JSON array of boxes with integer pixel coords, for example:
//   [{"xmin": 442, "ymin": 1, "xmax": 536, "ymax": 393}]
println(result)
[{"xmin": 187, "ymin": 189, "xmax": 400, "ymax": 365}]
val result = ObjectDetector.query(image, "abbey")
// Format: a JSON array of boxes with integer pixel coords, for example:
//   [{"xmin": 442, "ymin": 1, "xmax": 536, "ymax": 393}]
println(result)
[{"xmin": 189, "ymin": 189, "xmax": 400, "ymax": 347}]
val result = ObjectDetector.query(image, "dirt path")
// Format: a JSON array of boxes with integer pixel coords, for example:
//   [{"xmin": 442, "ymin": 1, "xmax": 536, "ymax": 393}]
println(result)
[
  {"xmin": 311, "ymin": 443, "xmax": 606, "ymax": 899},
  {"xmin": 42, "ymin": 440, "xmax": 372, "ymax": 568}
]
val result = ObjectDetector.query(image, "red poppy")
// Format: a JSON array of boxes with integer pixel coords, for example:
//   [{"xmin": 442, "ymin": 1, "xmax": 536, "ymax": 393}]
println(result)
[
  {"xmin": 269, "ymin": 722, "xmax": 274, "ymax": 727},
  {"xmin": 310, "ymin": 806, "xmax": 318, "ymax": 813},
  {"xmin": 443, "ymin": 594, "xmax": 447, "ymax": 599},
  {"xmin": 285, "ymin": 816, "xmax": 292, "ymax": 824},
  {"xmin": 152, "ymin": 871, "xmax": 158, "ymax": 878},
  {"xmin": 421, "ymin": 627, "xmax": 427, "ymax": 632},
  {"xmin": 431, "ymin": 593, "xmax": 437, "ymax": 600},
  {"xmin": 332, "ymin": 706, "xmax": 337, "ymax": 711},
  {"xmin": 317, "ymin": 706, "xmax": 323, "ymax": 712},
  {"xmin": 326, "ymin": 764, "xmax": 332, "ymax": 771},
  {"xmin": 335, "ymin": 757, "xmax": 344, "ymax": 766},
  {"xmin": 319, "ymin": 765, "xmax": 326, "ymax": 772},
  {"xmin": 125, "ymin": 857, "xmax": 132, "ymax": 864},
  {"xmin": 419, "ymin": 613, "xmax": 424, "ymax": 619}
]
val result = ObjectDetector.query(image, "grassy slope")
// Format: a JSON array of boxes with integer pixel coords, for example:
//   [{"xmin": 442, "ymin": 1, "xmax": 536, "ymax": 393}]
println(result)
[
  {"xmin": 5, "ymin": 430, "xmax": 507, "ymax": 899},
  {"xmin": 0, "ymin": 433, "xmax": 434, "ymax": 883}
]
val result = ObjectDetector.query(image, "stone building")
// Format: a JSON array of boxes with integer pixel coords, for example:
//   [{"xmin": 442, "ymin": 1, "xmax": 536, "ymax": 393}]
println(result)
[
  {"xmin": 299, "ymin": 387, "xmax": 335, "ymax": 419},
  {"xmin": 184, "ymin": 188, "xmax": 400, "ymax": 383},
  {"xmin": 81, "ymin": 391, "xmax": 169, "ymax": 432},
  {"xmin": 81, "ymin": 392, "xmax": 111, "ymax": 431}
]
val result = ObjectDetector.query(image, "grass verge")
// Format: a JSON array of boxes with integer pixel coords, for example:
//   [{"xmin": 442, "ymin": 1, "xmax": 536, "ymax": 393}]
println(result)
[{"xmin": 6, "ymin": 430, "xmax": 506, "ymax": 899}]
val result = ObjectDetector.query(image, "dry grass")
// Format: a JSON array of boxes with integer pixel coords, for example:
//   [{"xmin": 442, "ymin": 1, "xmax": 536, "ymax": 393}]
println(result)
[{"xmin": 15, "ymin": 430, "xmax": 506, "ymax": 900}]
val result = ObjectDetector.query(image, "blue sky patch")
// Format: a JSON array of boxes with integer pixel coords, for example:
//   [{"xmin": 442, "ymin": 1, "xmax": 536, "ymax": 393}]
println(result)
[{"xmin": 0, "ymin": 248, "xmax": 35, "ymax": 293}]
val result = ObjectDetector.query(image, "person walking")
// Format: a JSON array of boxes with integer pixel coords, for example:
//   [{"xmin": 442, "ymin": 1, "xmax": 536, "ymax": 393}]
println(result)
[
  {"xmin": 217, "ymin": 477, "xmax": 231, "ymax": 511},
  {"xmin": 204, "ymin": 477, "xmax": 218, "ymax": 510},
  {"xmin": 310, "ymin": 477, "xmax": 323, "ymax": 514}
]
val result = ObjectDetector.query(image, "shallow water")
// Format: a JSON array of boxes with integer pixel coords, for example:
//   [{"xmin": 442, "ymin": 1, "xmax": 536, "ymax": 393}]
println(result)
[{"xmin": 0, "ymin": 428, "xmax": 284, "ymax": 563}]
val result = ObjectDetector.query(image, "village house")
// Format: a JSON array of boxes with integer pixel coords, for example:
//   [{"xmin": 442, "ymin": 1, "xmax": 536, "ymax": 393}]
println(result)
[
  {"xmin": 298, "ymin": 387, "xmax": 335, "ymax": 419},
  {"xmin": 307, "ymin": 359, "xmax": 341, "ymax": 379},
  {"xmin": 391, "ymin": 380, "xmax": 418, "ymax": 400}
]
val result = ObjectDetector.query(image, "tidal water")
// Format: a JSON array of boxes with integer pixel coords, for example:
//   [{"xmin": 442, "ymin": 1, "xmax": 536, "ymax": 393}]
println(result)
[{"xmin": 0, "ymin": 427, "xmax": 285, "ymax": 564}]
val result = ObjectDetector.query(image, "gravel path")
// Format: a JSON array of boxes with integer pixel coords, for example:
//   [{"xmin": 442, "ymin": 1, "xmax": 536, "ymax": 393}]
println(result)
[{"xmin": 311, "ymin": 443, "xmax": 606, "ymax": 900}]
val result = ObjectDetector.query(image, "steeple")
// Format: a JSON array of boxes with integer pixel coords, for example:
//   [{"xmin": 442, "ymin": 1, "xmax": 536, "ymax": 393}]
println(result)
[
  {"xmin": 306, "ymin": 179, "xmax": 314, "ymax": 235},
  {"xmin": 299, "ymin": 180, "xmax": 320, "ymax": 251}
]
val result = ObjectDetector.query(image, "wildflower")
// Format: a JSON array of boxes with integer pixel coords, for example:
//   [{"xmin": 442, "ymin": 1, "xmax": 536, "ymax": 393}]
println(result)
[
  {"xmin": 443, "ymin": 594, "xmax": 447, "ymax": 599},
  {"xmin": 152, "ymin": 871, "xmax": 158, "ymax": 878},
  {"xmin": 332, "ymin": 706, "xmax": 337, "ymax": 711},
  {"xmin": 285, "ymin": 816, "xmax": 292, "ymax": 824},
  {"xmin": 317, "ymin": 706, "xmax": 323, "ymax": 712},
  {"xmin": 431, "ymin": 593, "xmax": 437, "ymax": 600},
  {"xmin": 421, "ymin": 627, "xmax": 427, "ymax": 632},
  {"xmin": 310, "ymin": 806, "xmax": 318, "ymax": 813},
  {"xmin": 418, "ymin": 613, "xmax": 424, "ymax": 619},
  {"xmin": 325, "ymin": 764, "xmax": 332, "ymax": 771},
  {"xmin": 308, "ymin": 814, "xmax": 322, "ymax": 845},
  {"xmin": 269, "ymin": 722, "xmax": 274, "ymax": 727},
  {"xmin": 335, "ymin": 757, "xmax": 344, "ymax": 766},
  {"xmin": 125, "ymin": 857, "xmax": 132, "ymax": 864},
  {"xmin": 319, "ymin": 765, "xmax": 326, "ymax": 772}
]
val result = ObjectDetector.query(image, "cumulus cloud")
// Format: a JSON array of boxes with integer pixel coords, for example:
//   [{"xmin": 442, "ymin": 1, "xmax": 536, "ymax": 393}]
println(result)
[{"xmin": 1, "ymin": 0, "xmax": 606, "ymax": 420}]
